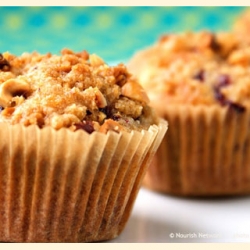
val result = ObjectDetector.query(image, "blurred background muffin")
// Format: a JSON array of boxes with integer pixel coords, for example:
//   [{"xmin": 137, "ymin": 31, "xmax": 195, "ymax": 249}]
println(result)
[
  {"xmin": 126, "ymin": 8, "xmax": 250, "ymax": 196},
  {"xmin": 127, "ymin": 30, "xmax": 250, "ymax": 196},
  {"xmin": 233, "ymin": 8, "xmax": 250, "ymax": 44}
]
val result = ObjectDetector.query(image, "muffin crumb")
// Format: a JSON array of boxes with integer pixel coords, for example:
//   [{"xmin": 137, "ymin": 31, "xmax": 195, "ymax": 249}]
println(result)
[{"xmin": 0, "ymin": 49, "xmax": 158, "ymax": 133}]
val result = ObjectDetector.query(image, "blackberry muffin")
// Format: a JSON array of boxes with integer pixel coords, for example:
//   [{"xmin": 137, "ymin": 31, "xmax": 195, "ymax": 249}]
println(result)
[
  {"xmin": 128, "ymin": 31, "xmax": 250, "ymax": 196},
  {"xmin": 0, "ymin": 49, "xmax": 167, "ymax": 242}
]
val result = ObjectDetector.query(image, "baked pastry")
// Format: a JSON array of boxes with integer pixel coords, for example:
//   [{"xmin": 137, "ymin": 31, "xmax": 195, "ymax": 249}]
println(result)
[
  {"xmin": 0, "ymin": 49, "xmax": 167, "ymax": 242},
  {"xmin": 128, "ymin": 31, "xmax": 250, "ymax": 196},
  {"xmin": 233, "ymin": 8, "xmax": 250, "ymax": 45}
]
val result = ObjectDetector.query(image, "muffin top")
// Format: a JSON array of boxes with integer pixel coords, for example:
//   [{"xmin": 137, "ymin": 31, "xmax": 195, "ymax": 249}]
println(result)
[
  {"xmin": 128, "ymin": 31, "xmax": 250, "ymax": 112},
  {"xmin": 233, "ymin": 9, "xmax": 250, "ymax": 44},
  {"xmin": 0, "ymin": 49, "xmax": 157, "ymax": 133}
]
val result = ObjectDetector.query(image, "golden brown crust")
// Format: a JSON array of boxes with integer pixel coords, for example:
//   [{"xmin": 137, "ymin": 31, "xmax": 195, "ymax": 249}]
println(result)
[
  {"xmin": 0, "ymin": 49, "xmax": 158, "ymax": 133},
  {"xmin": 128, "ymin": 31, "xmax": 250, "ymax": 111}
]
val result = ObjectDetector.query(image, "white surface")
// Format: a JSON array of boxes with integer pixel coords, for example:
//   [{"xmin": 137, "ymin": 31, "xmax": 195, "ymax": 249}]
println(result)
[{"xmin": 108, "ymin": 187, "xmax": 250, "ymax": 243}]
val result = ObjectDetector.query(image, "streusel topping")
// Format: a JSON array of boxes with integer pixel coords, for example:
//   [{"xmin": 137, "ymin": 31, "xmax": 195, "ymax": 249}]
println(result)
[
  {"xmin": 0, "ymin": 49, "xmax": 157, "ymax": 133},
  {"xmin": 128, "ymin": 31, "xmax": 250, "ymax": 112}
]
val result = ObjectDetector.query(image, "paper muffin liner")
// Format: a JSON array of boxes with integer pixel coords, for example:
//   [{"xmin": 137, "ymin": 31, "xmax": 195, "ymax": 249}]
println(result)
[
  {"xmin": 143, "ymin": 105, "xmax": 250, "ymax": 196},
  {"xmin": 0, "ymin": 118, "xmax": 167, "ymax": 243}
]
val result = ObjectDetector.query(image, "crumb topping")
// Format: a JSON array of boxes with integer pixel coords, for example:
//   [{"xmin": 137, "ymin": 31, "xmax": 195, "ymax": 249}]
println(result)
[
  {"xmin": 0, "ymin": 49, "xmax": 157, "ymax": 133},
  {"xmin": 128, "ymin": 31, "xmax": 250, "ymax": 112}
]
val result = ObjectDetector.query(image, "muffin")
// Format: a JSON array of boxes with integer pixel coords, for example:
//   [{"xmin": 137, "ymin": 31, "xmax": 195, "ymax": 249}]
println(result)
[
  {"xmin": 233, "ymin": 8, "xmax": 250, "ymax": 44},
  {"xmin": 128, "ymin": 31, "xmax": 250, "ymax": 196},
  {"xmin": 0, "ymin": 49, "xmax": 167, "ymax": 242}
]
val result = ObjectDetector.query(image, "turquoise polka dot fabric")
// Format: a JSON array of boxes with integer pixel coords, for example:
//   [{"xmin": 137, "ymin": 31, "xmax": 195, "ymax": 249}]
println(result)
[{"xmin": 0, "ymin": 6, "xmax": 247, "ymax": 63}]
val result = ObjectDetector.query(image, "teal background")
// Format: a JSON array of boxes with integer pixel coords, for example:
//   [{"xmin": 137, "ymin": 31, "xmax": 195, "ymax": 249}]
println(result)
[{"xmin": 0, "ymin": 6, "xmax": 247, "ymax": 63}]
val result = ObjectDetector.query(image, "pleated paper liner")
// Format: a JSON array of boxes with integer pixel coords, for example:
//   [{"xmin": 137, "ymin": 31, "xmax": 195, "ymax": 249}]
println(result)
[
  {"xmin": 143, "ymin": 105, "xmax": 250, "ymax": 196},
  {"xmin": 0, "ymin": 118, "xmax": 167, "ymax": 243}
]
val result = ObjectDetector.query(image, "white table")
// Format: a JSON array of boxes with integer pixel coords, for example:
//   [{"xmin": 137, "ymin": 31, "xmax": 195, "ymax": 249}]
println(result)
[{"xmin": 109, "ymin": 187, "xmax": 250, "ymax": 243}]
